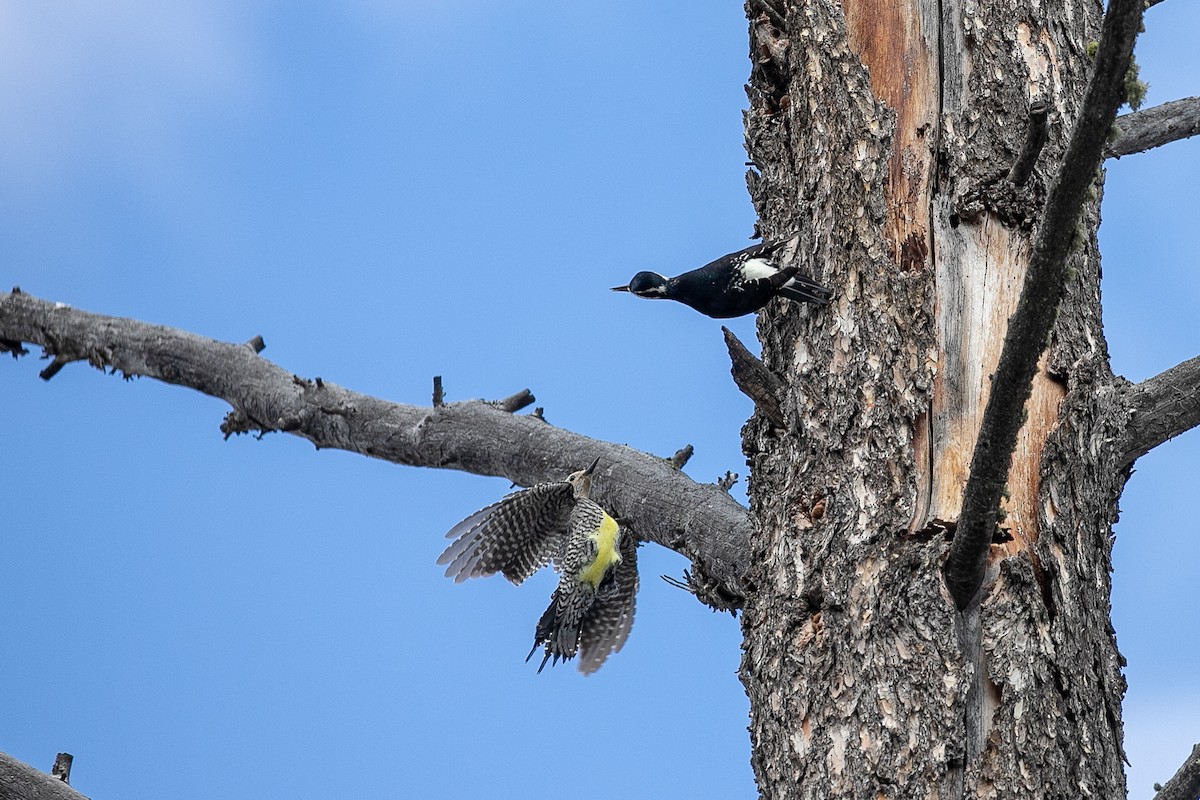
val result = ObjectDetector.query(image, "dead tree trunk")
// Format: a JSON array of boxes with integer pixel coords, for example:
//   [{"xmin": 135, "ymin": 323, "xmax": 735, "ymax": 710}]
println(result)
[{"xmin": 739, "ymin": 0, "xmax": 1134, "ymax": 796}]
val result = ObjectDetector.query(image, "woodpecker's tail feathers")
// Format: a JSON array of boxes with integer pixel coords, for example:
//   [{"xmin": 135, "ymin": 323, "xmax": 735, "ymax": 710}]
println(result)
[
  {"xmin": 767, "ymin": 264, "xmax": 801, "ymax": 289},
  {"xmin": 778, "ymin": 274, "xmax": 833, "ymax": 305},
  {"xmin": 527, "ymin": 590, "xmax": 592, "ymax": 673},
  {"xmin": 437, "ymin": 482, "xmax": 575, "ymax": 585},
  {"xmin": 527, "ymin": 594, "xmax": 570, "ymax": 673}
]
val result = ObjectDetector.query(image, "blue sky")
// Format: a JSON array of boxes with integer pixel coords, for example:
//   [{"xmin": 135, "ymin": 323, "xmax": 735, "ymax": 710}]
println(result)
[{"xmin": 1, "ymin": 2, "xmax": 1196, "ymax": 798}]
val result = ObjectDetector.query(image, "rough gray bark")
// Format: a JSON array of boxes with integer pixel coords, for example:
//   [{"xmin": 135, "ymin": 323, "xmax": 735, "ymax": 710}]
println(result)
[
  {"xmin": 0, "ymin": 753, "xmax": 88, "ymax": 800},
  {"xmin": 738, "ymin": 0, "xmax": 1150, "ymax": 795},
  {"xmin": 0, "ymin": 289, "xmax": 750, "ymax": 607}
]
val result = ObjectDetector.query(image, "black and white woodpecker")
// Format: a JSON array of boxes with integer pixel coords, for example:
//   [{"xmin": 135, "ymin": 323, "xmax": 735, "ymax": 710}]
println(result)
[
  {"xmin": 611, "ymin": 238, "xmax": 831, "ymax": 318},
  {"xmin": 437, "ymin": 458, "xmax": 638, "ymax": 674}
]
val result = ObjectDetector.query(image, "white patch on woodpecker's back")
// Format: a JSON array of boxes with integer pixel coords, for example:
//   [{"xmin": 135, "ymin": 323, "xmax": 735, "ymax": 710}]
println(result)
[{"xmin": 738, "ymin": 258, "xmax": 778, "ymax": 281}]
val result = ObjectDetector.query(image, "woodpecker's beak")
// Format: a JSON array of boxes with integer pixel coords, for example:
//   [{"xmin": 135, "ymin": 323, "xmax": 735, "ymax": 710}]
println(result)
[
  {"xmin": 582, "ymin": 457, "xmax": 600, "ymax": 476},
  {"xmin": 610, "ymin": 284, "xmax": 631, "ymax": 292}
]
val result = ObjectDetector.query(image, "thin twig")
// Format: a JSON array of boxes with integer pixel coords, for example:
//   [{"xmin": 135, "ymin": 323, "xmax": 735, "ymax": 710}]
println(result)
[
  {"xmin": 1, "ymin": 337, "xmax": 29, "ymax": 357},
  {"xmin": 944, "ymin": 0, "xmax": 1145, "ymax": 610},
  {"xmin": 39, "ymin": 356, "xmax": 73, "ymax": 381}
]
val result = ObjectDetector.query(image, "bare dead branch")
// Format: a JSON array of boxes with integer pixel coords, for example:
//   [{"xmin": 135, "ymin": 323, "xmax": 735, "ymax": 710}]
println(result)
[
  {"xmin": 0, "ymin": 752, "xmax": 89, "ymax": 800},
  {"xmin": 1109, "ymin": 96, "xmax": 1200, "ymax": 158},
  {"xmin": 243, "ymin": 335, "xmax": 266, "ymax": 353},
  {"xmin": 1118, "ymin": 354, "xmax": 1200, "ymax": 467},
  {"xmin": 0, "ymin": 290, "xmax": 751, "ymax": 605},
  {"xmin": 1153, "ymin": 742, "xmax": 1200, "ymax": 800},
  {"xmin": 50, "ymin": 754, "xmax": 72, "ymax": 784},
  {"xmin": 944, "ymin": 0, "xmax": 1144, "ymax": 610},
  {"xmin": 722, "ymin": 326, "xmax": 786, "ymax": 427},
  {"xmin": 670, "ymin": 444, "xmax": 694, "ymax": 469},
  {"xmin": 1008, "ymin": 100, "xmax": 1051, "ymax": 185},
  {"xmin": 494, "ymin": 388, "xmax": 535, "ymax": 413},
  {"xmin": 432, "ymin": 375, "xmax": 444, "ymax": 407}
]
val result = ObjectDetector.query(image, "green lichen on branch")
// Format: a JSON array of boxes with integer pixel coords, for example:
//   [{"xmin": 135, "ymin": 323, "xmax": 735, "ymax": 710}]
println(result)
[
  {"xmin": 1124, "ymin": 58, "xmax": 1148, "ymax": 110},
  {"xmin": 1087, "ymin": 41, "xmax": 1146, "ymax": 110}
]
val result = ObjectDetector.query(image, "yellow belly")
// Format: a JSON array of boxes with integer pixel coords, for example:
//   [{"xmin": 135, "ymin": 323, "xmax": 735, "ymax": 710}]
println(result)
[{"xmin": 578, "ymin": 513, "xmax": 621, "ymax": 588}]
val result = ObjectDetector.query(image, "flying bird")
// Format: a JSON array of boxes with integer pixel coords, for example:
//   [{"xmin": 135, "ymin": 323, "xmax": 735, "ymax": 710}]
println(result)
[
  {"xmin": 437, "ymin": 458, "xmax": 638, "ymax": 674},
  {"xmin": 611, "ymin": 238, "xmax": 831, "ymax": 318}
]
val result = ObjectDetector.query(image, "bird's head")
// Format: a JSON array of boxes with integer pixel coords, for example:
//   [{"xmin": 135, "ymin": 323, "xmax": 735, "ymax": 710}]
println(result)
[
  {"xmin": 611, "ymin": 272, "xmax": 668, "ymax": 298},
  {"xmin": 565, "ymin": 457, "xmax": 601, "ymax": 498}
]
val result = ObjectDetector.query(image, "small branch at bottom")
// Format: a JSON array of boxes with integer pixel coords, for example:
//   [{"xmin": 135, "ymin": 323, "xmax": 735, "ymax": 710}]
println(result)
[
  {"xmin": 722, "ymin": 327, "xmax": 786, "ymax": 427},
  {"xmin": 51, "ymin": 753, "xmax": 73, "ymax": 784},
  {"xmin": 1153, "ymin": 742, "xmax": 1200, "ymax": 800}
]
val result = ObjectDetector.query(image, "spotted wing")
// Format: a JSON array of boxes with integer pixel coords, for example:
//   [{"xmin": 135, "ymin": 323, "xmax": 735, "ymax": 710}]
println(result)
[
  {"xmin": 715, "ymin": 238, "xmax": 790, "ymax": 268},
  {"xmin": 437, "ymin": 482, "xmax": 575, "ymax": 585},
  {"xmin": 577, "ymin": 532, "xmax": 639, "ymax": 675}
]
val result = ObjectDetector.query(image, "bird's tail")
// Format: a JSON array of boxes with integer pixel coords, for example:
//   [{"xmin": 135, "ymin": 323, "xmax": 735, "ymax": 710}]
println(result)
[
  {"xmin": 526, "ymin": 593, "xmax": 582, "ymax": 673},
  {"xmin": 778, "ymin": 272, "xmax": 833, "ymax": 305}
]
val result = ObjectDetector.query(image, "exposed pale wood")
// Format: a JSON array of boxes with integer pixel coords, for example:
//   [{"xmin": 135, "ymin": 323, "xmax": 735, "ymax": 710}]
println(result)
[
  {"xmin": 926, "ymin": 216, "xmax": 1029, "ymax": 525},
  {"xmin": 842, "ymin": 0, "xmax": 939, "ymax": 273},
  {"xmin": 946, "ymin": 0, "xmax": 1145, "ymax": 609}
]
